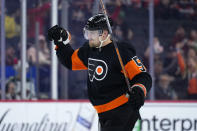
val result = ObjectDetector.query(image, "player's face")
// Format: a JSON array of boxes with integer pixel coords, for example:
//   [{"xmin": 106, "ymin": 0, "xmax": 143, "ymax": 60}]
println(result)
[
  {"xmin": 84, "ymin": 29, "xmax": 102, "ymax": 47},
  {"xmin": 89, "ymin": 36, "xmax": 101, "ymax": 47}
]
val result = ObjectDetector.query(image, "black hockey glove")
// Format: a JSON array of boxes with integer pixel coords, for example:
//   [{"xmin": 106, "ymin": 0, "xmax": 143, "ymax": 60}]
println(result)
[
  {"xmin": 48, "ymin": 25, "xmax": 71, "ymax": 45},
  {"xmin": 128, "ymin": 86, "xmax": 145, "ymax": 110}
]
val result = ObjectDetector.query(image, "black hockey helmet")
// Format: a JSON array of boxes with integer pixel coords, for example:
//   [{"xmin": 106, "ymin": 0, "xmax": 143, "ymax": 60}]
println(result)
[{"xmin": 84, "ymin": 13, "xmax": 113, "ymax": 31}]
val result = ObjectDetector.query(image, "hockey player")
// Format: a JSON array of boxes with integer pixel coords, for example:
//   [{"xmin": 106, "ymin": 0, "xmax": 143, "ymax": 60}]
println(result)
[{"xmin": 48, "ymin": 13, "xmax": 152, "ymax": 131}]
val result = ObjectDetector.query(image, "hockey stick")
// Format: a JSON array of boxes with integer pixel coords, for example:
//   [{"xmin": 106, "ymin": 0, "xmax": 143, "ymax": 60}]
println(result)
[{"xmin": 99, "ymin": 0, "xmax": 131, "ymax": 91}]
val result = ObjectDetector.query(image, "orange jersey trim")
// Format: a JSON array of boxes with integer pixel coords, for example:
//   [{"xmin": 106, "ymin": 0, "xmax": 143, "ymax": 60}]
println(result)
[
  {"xmin": 94, "ymin": 94, "xmax": 129, "ymax": 114},
  {"xmin": 124, "ymin": 59, "xmax": 143, "ymax": 80},
  {"xmin": 71, "ymin": 49, "xmax": 87, "ymax": 70},
  {"xmin": 131, "ymin": 83, "xmax": 147, "ymax": 97}
]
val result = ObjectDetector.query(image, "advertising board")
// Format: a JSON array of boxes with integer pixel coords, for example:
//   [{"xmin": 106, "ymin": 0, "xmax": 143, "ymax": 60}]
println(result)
[{"xmin": 0, "ymin": 101, "xmax": 196, "ymax": 131}]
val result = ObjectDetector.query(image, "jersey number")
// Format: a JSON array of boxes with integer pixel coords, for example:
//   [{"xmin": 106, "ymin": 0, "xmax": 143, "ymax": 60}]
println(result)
[{"xmin": 133, "ymin": 56, "xmax": 146, "ymax": 72}]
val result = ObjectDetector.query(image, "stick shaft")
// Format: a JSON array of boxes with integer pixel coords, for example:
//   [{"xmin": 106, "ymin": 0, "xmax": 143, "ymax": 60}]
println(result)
[{"xmin": 99, "ymin": 0, "xmax": 131, "ymax": 90}]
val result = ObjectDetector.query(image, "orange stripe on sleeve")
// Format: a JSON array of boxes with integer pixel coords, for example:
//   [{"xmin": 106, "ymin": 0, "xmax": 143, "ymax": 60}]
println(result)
[
  {"xmin": 131, "ymin": 83, "xmax": 147, "ymax": 97},
  {"xmin": 124, "ymin": 59, "xmax": 143, "ymax": 80},
  {"xmin": 71, "ymin": 49, "xmax": 87, "ymax": 70}
]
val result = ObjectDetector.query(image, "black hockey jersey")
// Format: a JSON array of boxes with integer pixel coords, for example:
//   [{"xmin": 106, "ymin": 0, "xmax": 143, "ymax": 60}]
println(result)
[{"xmin": 56, "ymin": 41, "xmax": 152, "ymax": 113}]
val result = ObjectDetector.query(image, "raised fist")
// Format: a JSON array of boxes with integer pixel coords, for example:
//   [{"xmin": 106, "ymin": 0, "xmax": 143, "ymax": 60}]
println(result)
[{"xmin": 48, "ymin": 25, "xmax": 71, "ymax": 45}]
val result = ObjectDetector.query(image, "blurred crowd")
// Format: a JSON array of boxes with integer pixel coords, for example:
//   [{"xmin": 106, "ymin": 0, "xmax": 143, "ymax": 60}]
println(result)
[
  {"xmin": 1, "ymin": 0, "xmax": 51, "ymax": 99},
  {"xmin": 0, "ymin": 0, "xmax": 197, "ymax": 100}
]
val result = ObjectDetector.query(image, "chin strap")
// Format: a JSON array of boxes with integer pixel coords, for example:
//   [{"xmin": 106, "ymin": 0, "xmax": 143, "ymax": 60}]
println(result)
[{"xmin": 97, "ymin": 34, "xmax": 110, "ymax": 50}]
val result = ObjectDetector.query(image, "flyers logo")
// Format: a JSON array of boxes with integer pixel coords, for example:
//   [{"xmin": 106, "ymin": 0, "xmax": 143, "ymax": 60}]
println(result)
[{"xmin": 88, "ymin": 58, "xmax": 108, "ymax": 82}]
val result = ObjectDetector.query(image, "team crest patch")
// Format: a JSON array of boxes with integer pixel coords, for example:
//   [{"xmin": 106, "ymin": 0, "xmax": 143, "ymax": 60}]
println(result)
[{"xmin": 88, "ymin": 58, "xmax": 108, "ymax": 82}]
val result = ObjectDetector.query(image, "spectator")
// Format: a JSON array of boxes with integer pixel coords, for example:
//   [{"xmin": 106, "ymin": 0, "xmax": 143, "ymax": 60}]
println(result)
[
  {"xmin": 155, "ymin": 74, "xmax": 177, "ymax": 100},
  {"xmin": 144, "ymin": 37, "xmax": 164, "ymax": 68},
  {"xmin": 187, "ymin": 57, "xmax": 197, "ymax": 99},
  {"xmin": 5, "ymin": 14, "xmax": 20, "ymax": 39},
  {"xmin": 5, "ymin": 11, "xmax": 20, "ymax": 46},
  {"xmin": 27, "ymin": 35, "xmax": 50, "ymax": 65},
  {"xmin": 154, "ymin": 60, "xmax": 164, "ymax": 80},
  {"xmin": 6, "ymin": 46, "xmax": 18, "ymax": 66},
  {"xmin": 172, "ymin": 26, "xmax": 187, "ymax": 50},
  {"xmin": 144, "ymin": 37, "xmax": 164, "ymax": 58},
  {"xmin": 162, "ymin": 47, "xmax": 178, "ymax": 75},
  {"xmin": 187, "ymin": 47, "xmax": 197, "ymax": 59},
  {"xmin": 27, "ymin": 35, "xmax": 50, "ymax": 96},
  {"xmin": 163, "ymin": 45, "xmax": 187, "ymax": 98},
  {"xmin": 37, "ymin": 35, "xmax": 50, "ymax": 65},
  {"xmin": 172, "ymin": 45, "xmax": 197, "ymax": 99},
  {"xmin": 187, "ymin": 29, "xmax": 197, "ymax": 51},
  {"xmin": 13, "ymin": 61, "xmax": 37, "ymax": 100},
  {"xmin": 6, "ymin": 80, "xmax": 17, "ymax": 100}
]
